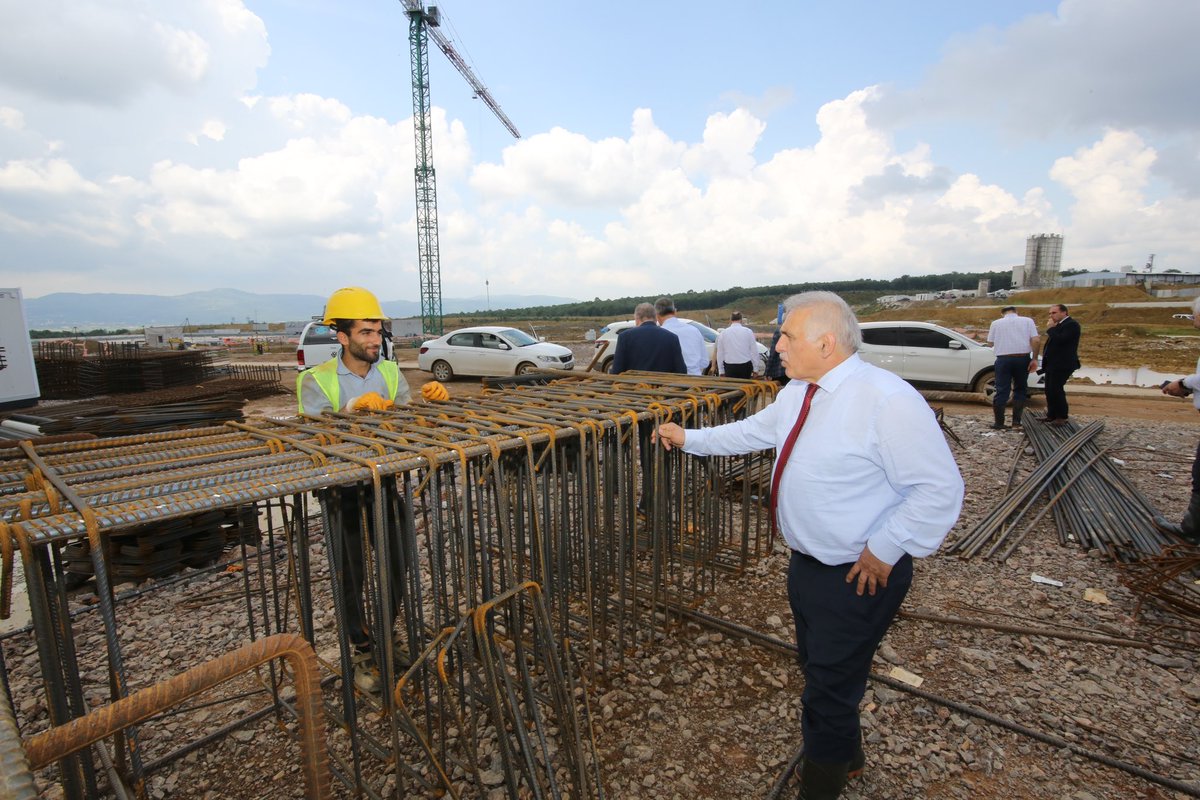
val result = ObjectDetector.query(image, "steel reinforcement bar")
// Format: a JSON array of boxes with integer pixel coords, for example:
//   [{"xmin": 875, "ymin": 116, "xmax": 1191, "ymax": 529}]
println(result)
[{"xmin": 1, "ymin": 371, "xmax": 778, "ymax": 798}]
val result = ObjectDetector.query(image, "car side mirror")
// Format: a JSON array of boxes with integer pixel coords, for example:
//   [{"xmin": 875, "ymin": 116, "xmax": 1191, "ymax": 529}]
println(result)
[
  {"xmin": 947, "ymin": 341, "xmax": 965, "ymax": 350},
  {"xmin": 500, "ymin": 342, "xmax": 511, "ymax": 350}
]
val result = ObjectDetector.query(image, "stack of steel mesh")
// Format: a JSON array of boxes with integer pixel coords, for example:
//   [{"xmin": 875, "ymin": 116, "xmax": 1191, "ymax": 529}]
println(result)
[{"xmin": 35, "ymin": 342, "xmax": 221, "ymax": 399}]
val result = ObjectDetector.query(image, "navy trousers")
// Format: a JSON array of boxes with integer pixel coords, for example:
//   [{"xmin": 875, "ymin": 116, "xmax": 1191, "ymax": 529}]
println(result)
[
  {"xmin": 993, "ymin": 354, "xmax": 1031, "ymax": 409},
  {"xmin": 787, "ymin": 550, "xmax": 912, "ymax": 762}
]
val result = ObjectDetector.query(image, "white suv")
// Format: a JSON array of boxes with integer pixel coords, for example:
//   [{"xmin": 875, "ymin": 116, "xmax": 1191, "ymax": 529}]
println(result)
[
  {"xmin": 858, "ymin": 321, "xmax": 1044, "ymax": 398},
  {"xmin": 593, "ymin": 318, "xmax": 769, "ymax": 374}
]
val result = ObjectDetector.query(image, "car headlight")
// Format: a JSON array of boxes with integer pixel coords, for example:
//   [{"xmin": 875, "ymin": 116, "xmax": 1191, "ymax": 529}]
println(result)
[{"xmin": 536, "ymin": 355, "xmax": 560, "ymax": 363}]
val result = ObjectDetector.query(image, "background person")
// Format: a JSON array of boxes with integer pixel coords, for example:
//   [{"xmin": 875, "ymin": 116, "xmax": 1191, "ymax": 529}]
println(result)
[
  {"xmin": 297, "ymin": 286, "xmax": 413, "ymax": 694},
  {"xmin": 986, "ymin": 305, "xmax": 1040, "ymax": 430},
  {"xmin": 612, "ymin": 302, "xmax": 687, "ymax": 375},
  {"xmin": 655, "ymin": 296, "xmax": 709, "ymax": 376},
  {"xmin": 1041, "ymin": 303, "xmax": 1081, "ymax": 426},
  {"xmin": 654, "ymin": 291, "xmax": 963, "ymax": 800},
  {"xmin": 612, "ymin": 302, "xmax": 686, "ymax": 517},
  {"xmin": 1158, "ymin": 295, "xmax": 1200, "ymax": 544},
  {"xmin": 716, "ymin": 311, "xmax": 758, "ymax": 378}
]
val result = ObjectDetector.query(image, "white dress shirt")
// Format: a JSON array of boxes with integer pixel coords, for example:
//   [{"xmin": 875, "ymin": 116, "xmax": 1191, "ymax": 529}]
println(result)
[
  {"xmin": 987, "ymin": 312, "xmax": 1039, "ymax": 356},
  {"xmin": 661, "ymin": 316, "xmax": 709, "ymax": 376},
  {"xmin": 681, "ymin": 354, "xmax": 964, "ymax": 565},
  {"xmin": 1181, "ymin": 356, "xmax": 1200, "ymax": 411},
  {"xmin": 716, "ymin": 322, "xmax": 759, "ymax": 374}
]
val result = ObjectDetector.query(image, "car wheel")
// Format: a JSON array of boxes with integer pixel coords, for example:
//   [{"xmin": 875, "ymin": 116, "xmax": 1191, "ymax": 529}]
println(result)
[
  {"xmin": 600, "ymin": 356, "xmax": 614, "ymax": 374},
  {"xmin": 973, "ymin": 371, "xmax": 996, "ymax": 400},
  {"xmin": 516, "ymin": 361, "xmax": 539, "ymax": 376},
  {"xmin": 432, "ymin": 360, "xmax": 454, "ymax": 382}
]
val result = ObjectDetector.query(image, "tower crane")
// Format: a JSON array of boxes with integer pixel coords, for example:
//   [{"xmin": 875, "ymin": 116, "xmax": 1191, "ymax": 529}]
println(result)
[{"xmin": 401, "ymin": 2, "xmax": 520, "ymax": 335}]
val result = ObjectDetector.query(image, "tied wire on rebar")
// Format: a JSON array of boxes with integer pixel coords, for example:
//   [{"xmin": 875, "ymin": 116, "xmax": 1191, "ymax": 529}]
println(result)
[{"xmin": 0, "ymin": 370, "xmax": 778, "ymax": 798}]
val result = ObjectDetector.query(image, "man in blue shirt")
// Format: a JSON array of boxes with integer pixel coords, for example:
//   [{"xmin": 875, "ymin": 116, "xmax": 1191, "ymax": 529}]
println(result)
[{"xmin": 655, "ymin": 291, "xmax": 963, "ymax": 800}]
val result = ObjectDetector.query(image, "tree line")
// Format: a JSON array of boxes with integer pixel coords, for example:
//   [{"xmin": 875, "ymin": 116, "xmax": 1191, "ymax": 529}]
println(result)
[{"xmin": 459, "ymin": 270, "xmax": 1015, "ymax": 321}]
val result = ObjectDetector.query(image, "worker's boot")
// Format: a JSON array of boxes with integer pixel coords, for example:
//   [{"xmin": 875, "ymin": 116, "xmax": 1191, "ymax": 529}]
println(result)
[
  {"xmin": 1011, "ymin": 402, "xmax": 1025, "ymax": 429},
  {"xmin": 795, "ymin": 758, "xmax": 849, "ymax": 800},
  {"xmin": 1153, "ymin": 492, "xmax": 1200, "ymax": 545},
  {"xmin": 990, "ymin": 404, "xmax": 1007, "ymax": 430}
]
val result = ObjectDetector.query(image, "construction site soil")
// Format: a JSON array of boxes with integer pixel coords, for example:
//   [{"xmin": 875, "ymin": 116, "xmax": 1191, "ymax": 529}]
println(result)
[{"xmin": 7, "ymin": 288, "xmax": 1200, "ymax": 799}]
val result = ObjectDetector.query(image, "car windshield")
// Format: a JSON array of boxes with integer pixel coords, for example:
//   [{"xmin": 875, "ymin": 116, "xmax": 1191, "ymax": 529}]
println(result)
[
  {"xmin": 499, "ymin": 328, "xmax": 538, "ymax": 347},
  {"xmin": 687, "ymin": 320, "xmax": 718, "ymax": 343}
]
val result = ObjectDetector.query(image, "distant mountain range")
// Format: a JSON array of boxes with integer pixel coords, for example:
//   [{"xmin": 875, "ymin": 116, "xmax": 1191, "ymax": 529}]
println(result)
[{"xmin": 22, "ymin": 288, "xmax": 577, "ymax": 329}]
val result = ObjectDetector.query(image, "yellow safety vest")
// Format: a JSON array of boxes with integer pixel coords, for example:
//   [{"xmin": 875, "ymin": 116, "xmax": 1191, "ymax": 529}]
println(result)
[{"xmin": 296, "ymin": 358, "xmax": 400, "ymax": 414}]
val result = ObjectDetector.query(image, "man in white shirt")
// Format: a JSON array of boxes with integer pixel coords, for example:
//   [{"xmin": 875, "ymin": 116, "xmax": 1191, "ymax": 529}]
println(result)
[
  {"xmin": 655, "ymin": 297, "xmax": 709, "ymax": 376},
  {"xmin": 985, "ymin": 305, "xmax": 1041, "ymax": 430},
  {"xmin": 1158, "ymin": 295, "xmax": 1200, "ymax": 544},
  {"xmin": 716, "ymin": 311, "xmax": 759, "ymax": 378},
  {"xmin": 654, "ymin": 291, "xmax": 963, "ymax": 800}
]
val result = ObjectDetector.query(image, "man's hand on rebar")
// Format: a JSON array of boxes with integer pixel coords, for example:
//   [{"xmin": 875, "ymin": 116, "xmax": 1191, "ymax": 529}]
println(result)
[
  {"xmin": 846, "ymin": 546, "xmax": 892, "ymax": 597},
  {"xmin": 653, "ymin": 423, "xmax": 686, "ymax": 451}
]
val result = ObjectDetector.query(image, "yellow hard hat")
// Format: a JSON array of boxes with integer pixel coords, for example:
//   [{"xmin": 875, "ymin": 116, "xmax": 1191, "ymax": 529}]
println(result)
[{"xmin": 322, "ymin": 287, "xmax": 386, "ymax": 325}]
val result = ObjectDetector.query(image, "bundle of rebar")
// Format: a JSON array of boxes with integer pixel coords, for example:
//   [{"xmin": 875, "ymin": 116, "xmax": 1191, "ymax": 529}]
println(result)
[
  {"xmin": 948, "ymin": 416, "xmax": 1179, "ymax": 561},
  {"xmin": 0, "ymin": 370, "xmax": 779, "ymax": 798},
  {"xmin": 1, "ymin": 367, "xmax": 286, "ymax": 439}
]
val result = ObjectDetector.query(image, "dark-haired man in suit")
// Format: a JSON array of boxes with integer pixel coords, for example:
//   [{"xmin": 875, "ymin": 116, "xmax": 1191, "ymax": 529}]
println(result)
[{"xmin": 1041, "ymin": 303, "xmax": 1081, "ymax": 426}]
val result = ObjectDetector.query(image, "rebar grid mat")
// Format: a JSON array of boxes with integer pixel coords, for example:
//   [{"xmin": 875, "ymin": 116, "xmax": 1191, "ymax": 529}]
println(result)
[
  {"xmin": 34, "ymin": 345, "xmax": 221, "ymax": 400},
  {"xmin": 0, "ymin": 371, "xmax": 779, "ymax": 798},
  {"xmin": 947, "ymin": 415, "xmax": 1182, "ymax": 561}
]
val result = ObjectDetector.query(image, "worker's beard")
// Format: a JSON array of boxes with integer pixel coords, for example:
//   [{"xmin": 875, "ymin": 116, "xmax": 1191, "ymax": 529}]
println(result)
[{"xmin": 347, "ymin": 339, "xmax": 380, "ymax": 364}]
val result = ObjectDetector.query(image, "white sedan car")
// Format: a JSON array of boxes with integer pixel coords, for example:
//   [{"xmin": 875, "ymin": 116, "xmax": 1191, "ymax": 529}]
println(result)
[
  {"xmin": 593, "ymin": 318, "xmax": 769, "ymax": 374},
  {"xmin": 418, "ymin": 326, "xmax": 575, "ymax": 381},
  {"xmin": 858, "ymin": 321, "xmax": 1044, "ymax": 399}
]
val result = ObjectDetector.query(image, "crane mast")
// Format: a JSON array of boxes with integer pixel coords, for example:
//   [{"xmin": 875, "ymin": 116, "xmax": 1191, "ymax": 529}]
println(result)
[{"xmin": 402, "ymin": 2, "xmax": 519, "ymax": 336}]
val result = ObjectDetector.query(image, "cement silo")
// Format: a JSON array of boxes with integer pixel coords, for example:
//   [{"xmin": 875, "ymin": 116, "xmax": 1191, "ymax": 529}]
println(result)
[{"xmin": 1019, "ymin": 234, "xmax": 1063, "ymax": 288}]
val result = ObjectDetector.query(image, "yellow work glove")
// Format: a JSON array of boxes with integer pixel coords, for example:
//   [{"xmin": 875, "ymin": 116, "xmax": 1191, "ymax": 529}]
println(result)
[
  {"xmin": 346, "ymin": 391, "xmax": 393, "ymax": 412},
  {"xmin": 421, "ymin": 381, "xmax": 450, "ymax": 402}
]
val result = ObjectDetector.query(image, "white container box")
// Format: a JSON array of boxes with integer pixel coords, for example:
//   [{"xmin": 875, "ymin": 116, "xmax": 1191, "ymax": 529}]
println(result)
[{"xmin": 0, "ymin": 288, "xmax": 41, "ymax": 409}]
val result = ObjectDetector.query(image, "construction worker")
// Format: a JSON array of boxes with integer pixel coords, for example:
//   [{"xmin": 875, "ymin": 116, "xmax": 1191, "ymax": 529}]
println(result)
[{"xmin": 298, "ymin": 286, "xmax": 413, "ymax": 694}]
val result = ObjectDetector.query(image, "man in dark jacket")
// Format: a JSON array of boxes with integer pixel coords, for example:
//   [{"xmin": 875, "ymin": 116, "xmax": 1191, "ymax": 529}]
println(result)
[
  {"xmin": 612, "ymin": 302, "xmax": 687, "ymax": 375},
  {"xmin": 1041, "ymin": 303, "xmax": 1082, "ymax": 426},
  {"xmin": 612, "ymin": 302, "xmax": 686, "ymax": 519}
]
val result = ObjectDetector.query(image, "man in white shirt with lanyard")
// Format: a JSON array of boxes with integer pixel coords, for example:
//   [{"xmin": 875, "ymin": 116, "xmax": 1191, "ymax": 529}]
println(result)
[
  {"xmin": 654, "ymin": 291, "xmax": 963, "ymax": 799},
  {"xmin": 985, "ymin": 305, "xmax": 1040, "ymax": 430}
]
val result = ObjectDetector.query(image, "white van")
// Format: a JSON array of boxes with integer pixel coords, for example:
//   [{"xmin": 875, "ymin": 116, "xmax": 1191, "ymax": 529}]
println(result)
[{"xmin": 295, "ymin": 320, "xmax": 394, "ymax": 371}]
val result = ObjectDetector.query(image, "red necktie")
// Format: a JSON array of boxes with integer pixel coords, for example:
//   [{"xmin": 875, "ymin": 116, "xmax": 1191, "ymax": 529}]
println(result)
[{"xmin": 769, "ymin": 382, "xmax": 819, "ymax": 537}]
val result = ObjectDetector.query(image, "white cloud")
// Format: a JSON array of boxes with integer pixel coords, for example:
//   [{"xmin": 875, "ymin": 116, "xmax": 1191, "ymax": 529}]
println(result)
[
  {"xmin": 868, "ymin": 0, "xmax": 1200, "ymax": 136},
  {"xmin": 188, "ymin": 120, "xmax": 228, "ymax": 145},
  {"xmin": 0, "ymin": 2, "xmax": 1196, "ymax": 302},
  {"xmin": 0, "ymin": 158, "xmax": 101, "ymax": 195},
  {"xmin": 0, "ymin": 107, "xmax": 24, "ymax": 130},
  {"xmin": 0, "ymin": 1, "xmax": 218, "ymax": 106}
]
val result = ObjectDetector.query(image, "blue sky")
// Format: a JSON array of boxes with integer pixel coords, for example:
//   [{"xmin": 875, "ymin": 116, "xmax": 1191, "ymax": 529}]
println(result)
[{"xmin": 1, "ymin": 0, "xmax": 1197, "ymax": 305}]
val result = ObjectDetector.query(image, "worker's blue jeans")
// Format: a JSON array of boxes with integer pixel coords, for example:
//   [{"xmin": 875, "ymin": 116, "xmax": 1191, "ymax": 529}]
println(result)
[
  {"xmin": 993, "ymin": 354, "xmax": 1031, "ymax": 409},
  {"xmin": 787, "ymin": 550, "xmax": 912, "ymax": 763}
]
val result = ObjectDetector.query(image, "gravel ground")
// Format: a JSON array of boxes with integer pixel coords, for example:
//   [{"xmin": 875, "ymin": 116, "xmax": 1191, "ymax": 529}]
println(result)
[{"xmin": 5, "ymin": 409, "xmax": 1200, "ymax": 799}]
